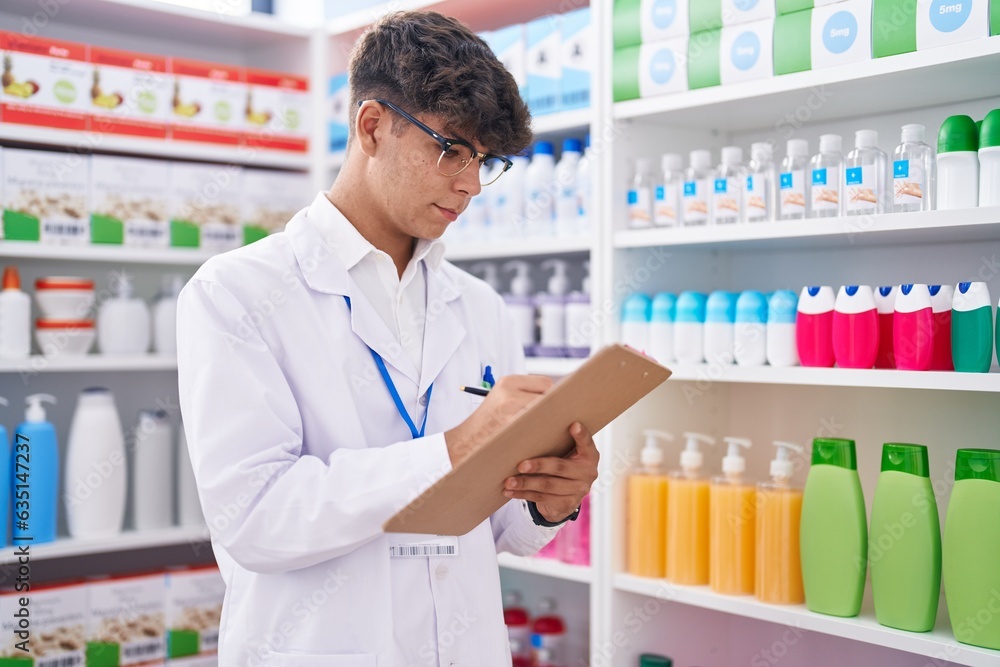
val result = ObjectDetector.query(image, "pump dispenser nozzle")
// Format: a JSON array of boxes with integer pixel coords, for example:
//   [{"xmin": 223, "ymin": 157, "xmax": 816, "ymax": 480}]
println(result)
[
  {"xmin": 722, "ymin": 437, "xmax": 752, "ymax": 476},
  {"xmin": 640, "ymin": 429, "xmax": 674, "ymax": 472},
  {"xmin": 771, "ymin": 441, "xmax": 804, "ymax": 481},
  {"xmin": 502, "ymin": 261, "xmax": 533, "ymax": 297},
  {"xmin": 25, "ymin": 394, "xmax": 56, "ymax": 423},
  {"xmin": 0, "ymin": 397, "xmax": 8, "ymax": 409},
  {"xmin": 469, "ymin": 262, "xmax": 501, "ymax": 292},
  {"xmin": 541, "ymin": 259, "xmax": 570, "ymax": 296},
  {"xmin": 680, "ymin": 432, "xmax": 716, "ymax": 472}
]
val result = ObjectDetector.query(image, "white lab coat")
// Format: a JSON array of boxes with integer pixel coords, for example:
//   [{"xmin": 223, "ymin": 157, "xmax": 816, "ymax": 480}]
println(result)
[{"xmin": 177, "ymin": 197, "xmax": 560, "ymax": 667}]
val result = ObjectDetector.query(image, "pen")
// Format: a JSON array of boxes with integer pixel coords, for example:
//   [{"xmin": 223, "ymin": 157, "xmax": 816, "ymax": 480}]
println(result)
[{"xmin": 460, "ymin": 385, "xmax": 490, "ymax": 397}]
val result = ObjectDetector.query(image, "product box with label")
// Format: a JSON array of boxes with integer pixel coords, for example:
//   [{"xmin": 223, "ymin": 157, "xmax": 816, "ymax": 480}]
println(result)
[
  {"xmin": 241, "ymin": 169, "xmax": 311, "ymax": 244},
  {"xmin": 688, "ymin": 29, "xmax": 723, "ymax": 90},
  {"xmin": 776, "ymin": 0, "xmax": 846, "ymax": 13},
  {"xmin": 90, "ymin": 156, "xmax": 170, "ymax": 247},
  {"xmin": 614, "ymin": 0, "xmax": 690, "ymax": 48},
  {"xmin": 1, "ymin": 31, "xmax": 91, "ymax": 131},
  {"xmin": 774, "ymin": 0, "xmax": 873, "ymax": 74},
  {"xmin": 486, "ymin": 25, "xmax": 527, "ymax": 100},
  {"xmin": 525, "ymin": 15, "xmax": 562, "ymax": 115},
  {"xmin": 166, "ymin": 567, "xmax": 225, "ymax": 660},
  {"xmin": 328, "ymin": 72, "xmax": 350, "ymax": 154},
  {"xmin": 0, "ymin": 580, "xmax": 88, "ymax": 665},
  {"xmin": 86, "ymin": 573, "xmax": 166, "ymax": 667},
  {"xmin": 722, "ymin": 0, "xmax": 776, "ymax": 25},
  {"xmin": 561, "ymin": 8, "xmax": 592, "ymax": 110},
  {"xmin": 691, "ymin": 0, "xmax": 726, "ymax": 31},
  {"xmin": 613, "ymin": 36, "xmax": 690, "ymax": 102},
  {"xmin": 721, "ymin": 18, "xmax": 774, "ymax": 84},
  {"xmin": 244, "ymin": 68, "xmax": 310, "ymax": 153},
  {"xmin": 169, "ymin": 58, "xmax": 246, "ymax": 145},
  {"xmin": 774, "ymin": 8, "xmax": 813, "ymax": 73},
  {"xmin": 873, "ymin": 0, "xmax": 992, "ymax": 57},
  {"xmin": 3, "ymin": 148, "xmax": 89, "ymax": 245},
  {"xmin": 88, "ymin": 46, "xmax": 172, "ymax": 139},
  {"xmin": 169, "ymin": 162, "xmax": 243, "ymax": 250}
]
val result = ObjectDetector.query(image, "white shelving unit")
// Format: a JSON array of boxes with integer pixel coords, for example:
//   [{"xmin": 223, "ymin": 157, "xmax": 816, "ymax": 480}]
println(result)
[
  {"xmin": 0, "ymin": 241, "xmax": 218, "ymax": 266},
  {"xmin": 0, "ymin": 355, "xmax": 178, "ymax": 374},
  {"xmin": 0, "ymin": 526, "xmax": 209, "ymax": 565},
  {"xmin": 445, "ymin": 235, "xmax": 591, "ymax": 262},
  {"xmin": 498, "ymin": 553, "xmax": 592, "ymax": 585}
]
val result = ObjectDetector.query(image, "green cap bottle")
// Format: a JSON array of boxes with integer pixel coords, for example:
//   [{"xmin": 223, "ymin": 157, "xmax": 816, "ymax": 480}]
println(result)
[
  {"xmin": 954, "ymin": 448, "xmax": 1000, "ymax": 483},
  {"xmin": 639, "ymin": 655, "xmax": 673, "ymax": 667},
  {"xmin": 880, "ymin": 443, "xmax": 930, "ymax": 477},
  {"xmin": 811, "ymin": 438, "xmax": 857, "ymax": 470},
  {"xmin": 981, "ymin": 109, "xmax": 1000, "ymax": 150},
  {"xmin": 938, "ymin": 115, "xmax": 979, "ymax": 153}
]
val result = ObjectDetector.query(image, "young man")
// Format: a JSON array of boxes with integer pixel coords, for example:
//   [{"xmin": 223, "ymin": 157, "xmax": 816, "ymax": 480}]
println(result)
[{"xmin": 177, "ymin": 11, "xmax": 599, "ymax": 666}]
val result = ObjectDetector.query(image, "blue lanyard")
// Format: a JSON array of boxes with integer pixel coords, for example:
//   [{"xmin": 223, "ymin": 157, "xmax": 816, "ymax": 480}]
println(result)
[{"xmin": 344, "ymin": 296, "xmax": 432, "ymax": 439}]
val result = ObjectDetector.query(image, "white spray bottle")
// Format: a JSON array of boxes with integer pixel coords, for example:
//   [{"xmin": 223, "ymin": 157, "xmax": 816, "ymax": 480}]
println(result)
[
  {"xmin": 503, "ymin": 260, "xmax": 537, "ymax": 356},
  {"xmin": 566, "ymin": 260, "xmax": 592, "ymax": 358},
  {"xmin": 537, "ymin": 259, "xmax": 570, "ymax": 358},
  {"xmin": 469, "ymin": 262, "xmax": 502, "ymax": 292}
]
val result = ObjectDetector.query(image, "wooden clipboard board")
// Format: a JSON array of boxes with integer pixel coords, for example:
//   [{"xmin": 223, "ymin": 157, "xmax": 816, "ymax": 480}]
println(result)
[{"xmin": 384, "ymin": 344, "xmax": 672, "ymax": 535}]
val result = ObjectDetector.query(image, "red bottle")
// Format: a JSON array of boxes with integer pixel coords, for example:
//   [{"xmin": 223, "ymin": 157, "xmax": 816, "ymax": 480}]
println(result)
[
  {"xmin": 796, "ymin": 286, "xmax": 836, "ymax": 367},
  {"xmin": 504, "ymin": 591, "xmax": 532, "ymax": 667},
  {"xmin": 894, "ymin": 284, "xmax": 934, "ymax": 371},
  {"xmin": 929, "ymin": 284, "xmax": 954, "ymax": 371},
  {"xmin": 874, "ymin": 286, "xmax": 896, "ymax": 368},
  {"xmin": 531, "ymin": 598, "xmax": 566, "ymax": 667},
  {"xmin": 832, "ymin": 285, "xmax": 879, "ymax": 369}
]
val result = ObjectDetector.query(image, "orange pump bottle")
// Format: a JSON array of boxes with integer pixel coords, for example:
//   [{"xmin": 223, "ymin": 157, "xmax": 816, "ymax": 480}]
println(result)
[
  {"xmin": 666, "ymin": 432, "xmax": 715, "ymax": 585},
  {"xmin": 710, "ymin": 436, "xmax": 756, "ymax": 595},
  {"xmin": 755, "ymin": 441, "xmax": 806, "ymax": 604},
  {"xmin": 627, "ymin": 430, "xmax": 673, "ymax": 578}
]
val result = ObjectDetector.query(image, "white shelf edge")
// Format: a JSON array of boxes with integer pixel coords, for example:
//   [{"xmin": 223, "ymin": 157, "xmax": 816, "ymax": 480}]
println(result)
[
  {"xmin": 0, "ymin": 355, "xmax": 178, "ymax": 374},
  {"xmin": 0, "ymin": 241, "xmax": 217, "ymax": 266},
  {"xmin": 1, "ymin": 525, "xmax": 209, "ymax": 565},
  {"xmin": 525, "ymin": 357, "xmax": 586, "ymax": 377},
  {"xmin": 614, "ymin": 208, "xmax": 1000, "ymax": 249},
  {"xmin": 531, "ymin": 109, "xmax": 592, "ymax": 136},
  {"xmin": 614, "ymin": 574, "xmax": 1000, "ymax": 667},
  {"xmin": 664, "ymin": 364, "xmax": 1000, "ymax": 393},
  {"xmin": 614, "ymin": 39, "xmax": 1000, "ymax": 121},
  {"xmin": 445, "ymin": 236, "xmax": 591, "ymax": 261},
  {"xmin": 0, "ymin": 125, "xmax": 311, "ymax": 171},
  {"xmin": 497, "ymin": 553, "xmax": 592, "ymax": 584}
]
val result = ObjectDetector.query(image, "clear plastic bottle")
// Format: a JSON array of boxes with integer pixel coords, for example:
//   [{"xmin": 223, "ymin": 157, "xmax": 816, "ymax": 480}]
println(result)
[
  {"xmin": 628, "ymin": 158, "xmax": 655, "ymax": 229},
  {"xmin": 654, "ymin": 153, "xmax": 684, "ymax": 227},
  {"xmin": 779, "ymin": 139, "xmax": 809, "ymax": 220},
  {"xmin": 845, "ymin": 130, "xmax": 889, "ymax": 216},
  {"xmin": 810, "ymin": 134, "xmax": 844, "ymax": 218},
  {"xmin": 683, "ymin": 149, "xmax": 713, "ymax": 227},
  {"xmin": 713, "ymin": 146, "xmax": 745, "ymax": 225},
  {"xmin": 893, "ymin": 124, "xmax": 936, "ymax": 213},
  {"xmin": 576, "ymin": 134, "xmax": 593, "ymax": 234},
  {"xmin": 745, "ymin": 142, "xmax": 776, "ymax": 223},
  {"xmin": 555, "ymin": 138, "xmax": 583, "ymax": 236}
]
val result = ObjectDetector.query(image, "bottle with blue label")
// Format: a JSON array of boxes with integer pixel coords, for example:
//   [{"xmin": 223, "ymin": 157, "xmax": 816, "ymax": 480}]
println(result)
[
  {"xmin": 526, "ymin": 142, "xmax": 556, "ymax": 235},
  {"xmin": 713, "ymin": 147, "xmax": 745, "ymax": 225},
  {"xmin": 14, "ymin": 394, "xmax": 59, "ymax": 545},
  {"xmin": 746, "ymin": 142, "xmax": 776, "ymax": 223},
  {"xmin": 0, "ymin": 396, "xmax": 8, "ymax": 547},
  {"xmin": 779, "ymin": 139, "xmax": 809, "ymax": 220},
  {"xmin": 952, "ymin": 282, "xmax": 994, "ymax": 373},
  {"xmin": 735, "ymin": 291, "xmax": 768, "ymax": 366},
  {"xmin": 705, "ymin": 291, "xmax": 738, "ymax": 365},
  {"xmin": 555, "ymin": 138, "xmax": 583, "ymax": 236},
  {"xmin": 683, "ymin": 150, "xmax": 713, "ymax": 226},
  {"xmin": 810, "ymin": 135, "xmax": 844, "ymax": 218},
  {"xmin": 650, "ymin": 292, "xmax": 677, "ymax": 363},
  {"xmin": 893, "ymin": 124, "xmax": 935, "ymax": 213},
  {"xmin": 767, "ymin": 290, "xmax": 799, "ymax": 367},
  {"xmin": 674, "ymin": 291, "xmax": 708, "ymax": 364},
  {"xmin": 846, "ymin": 130, "xmax": 889, "ymax": 216},
  {"xmin": 576, "ymin": 134, "xmax": 593, "ymax": 233},
  {"xmin": 628, "ymin": 158, "xmax": 656, "ymax": 229},
  {"xmin": 655, "ymin": 153, "xmax": 683, "ymax": 227},
  {"xmin": 622, "ymin": 293, "xmax": 652, "ymax": 353}
]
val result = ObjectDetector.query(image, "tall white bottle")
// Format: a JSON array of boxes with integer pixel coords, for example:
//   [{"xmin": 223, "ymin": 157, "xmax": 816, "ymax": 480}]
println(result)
[
  {"xmin": 154, "ymin": 274, "xmax": 184, "ymax": 355},
  {"xmin": 810, "ymin": 134, "xmax": 844, "ymax": 218},
  {"xmin": 0, "ymin": 266, "xmax": 31, "ymax": 359},
  {"xmin": 133, "ymin": 409, "xmax": 173, "ymax": 531},
  {"xmin": 565, "ymin": 261, "xmax": 592, "ymax": 359},
  {"xmin": 555, "ymin": 138, "xmax": 583, "ymax": 236},
  {"xmin": 496, "ymin": 155, "xmax": 529, "ymax": 240},
  {"xmin": 536, "ymin": 259, "xmax": 570, "ymax": 358},
  {"xmin": 98, "ymin": 273, "xmax": 151, "ymax": 355},
  {"xmin": 176, "ymin": 423, "xmax": 204, "ymax": 526},
  {"xmin": 526, "ymin": 141, "xmax": 557, "ymax": 237},
  {"xmin": 846, "ymin": 130, "xmax": 890, "ymax": 216},
  {"xmin": 503, "ymin": 261, "xmax": 537, "ymax": 356},
  {"xmin": 65, "ymin": 387, "xmax": 126, "ymax": 538}
]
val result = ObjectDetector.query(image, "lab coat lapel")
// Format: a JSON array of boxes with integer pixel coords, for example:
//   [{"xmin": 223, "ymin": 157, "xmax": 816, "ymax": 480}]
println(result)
[
  {"xmin": 418, "ymin": 264, "xmax": 466, "ymax": 398},
  {"xmin": 345, "ymin": 275, "xmax": 420, "ymax": 386}
]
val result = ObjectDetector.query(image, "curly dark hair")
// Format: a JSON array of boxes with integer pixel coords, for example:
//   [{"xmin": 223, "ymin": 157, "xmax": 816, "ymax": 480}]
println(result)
[{"xmin": 348, "ymin": 11, "xmax": 533, "ymax": 157}]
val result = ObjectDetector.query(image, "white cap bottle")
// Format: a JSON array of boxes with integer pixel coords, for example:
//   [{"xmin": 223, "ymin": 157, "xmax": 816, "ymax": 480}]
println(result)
[
  {"xmin": 810, "ymin": 134, "xmax": 844, "ymax": 218},
  {"xmin": 674, "ymin": 432, "xmax": 716, "ymax": 480},
  {"xmin": 503, "ymin": 261, "xmax": 537, "ymax": 355},
  {"xmin": 746, "ymin": 142, "xmax": 776, "ymax": 223},
  {"xmin": 655, "ymin": 153, "xmax": 684, "ymax": 227},
  {"xmin": 537, "ymin": 259, "xmax": 570, "ymax": 357},
  {"xmin": 65, "ymin": 387, "xmax": 126, "ymax": 538},
  {"xmin": 0, "ymin": 266, "xmax": 31, "ymax": 359},
  {"xmin": 846, "ymin": 130, "xmax": 889, "ymax": 216},
  {"xmin": 769, "ymin": 441, "xmax": 804, "ymax": 485},
  {"xmin": 683, "ymin": 150, "xmax": 713, "ymax": 226},
  {"xmin": 638, "ymin": 429, "xmax": 674, "ymax": 474},
  {"xmin": 893, "ymin": 123, "xmax": 935, "ymax": 213},
  {"xmin": 565, "ymin": 260, "xmax": 592, "ymax": 359},
  {"xmin": 97, "ymin": 272, "xmax": 151, "ymax": 355},
  {"xmin": 713, "ymin": 146, "xmax": 745, "ymax": 225},
  {"xmin": 779, "ymin": 139, "xmax": 809, "ymax": 220},
  {"xmin": 133, "ymin": 409, "xmax": 174, "ymax": 530},
  {"xmin": 718, "ymin": 436, "xmax": 752, "ymax": 482}
]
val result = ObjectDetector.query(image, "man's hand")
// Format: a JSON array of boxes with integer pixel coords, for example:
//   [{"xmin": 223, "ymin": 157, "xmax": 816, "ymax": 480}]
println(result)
[
  {"xmin": 444, "ymin": 375, "xmax": 553, "ymax": 466},
  {"xmin": 503, "ymin": 422, "xmax": 599, "ymax": 523}
]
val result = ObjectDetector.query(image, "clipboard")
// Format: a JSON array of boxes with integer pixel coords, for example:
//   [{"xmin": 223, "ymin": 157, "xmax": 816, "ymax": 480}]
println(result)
[{"xmin": 384, "ymin": 344, "xmax": 672, "ymax": 535}]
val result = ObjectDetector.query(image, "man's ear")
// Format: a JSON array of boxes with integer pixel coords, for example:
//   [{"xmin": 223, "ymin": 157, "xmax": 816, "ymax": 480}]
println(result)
[{"xmin": 355, "ymin": 101, "xmax": 385, "ymax": 159}]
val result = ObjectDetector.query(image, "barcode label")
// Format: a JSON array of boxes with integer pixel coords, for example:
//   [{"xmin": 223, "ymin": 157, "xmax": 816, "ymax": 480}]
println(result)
[
  {"xmin": 122, "ymin": 637, "xmax": 165, "ymax": 664},
  {"xmin": 42, "ymin": 217, "xmax": 88, "ymax": 244},
  {"xmin": 200, "ymin": 628, "xmax": 220, "ymax": 652},
  {"xmin": 390, "ymin": 545, "xmax": 456, "ymax": 557},
  {"xmin": 37, "ymin": 652, "xmax": 84, "ymax": 667},
  {"xmin": 125, "ymin": 219, "xmax": 168, "ymax": 247}
]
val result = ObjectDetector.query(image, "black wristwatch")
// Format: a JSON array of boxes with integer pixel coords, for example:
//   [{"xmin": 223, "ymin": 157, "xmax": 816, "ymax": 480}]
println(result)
[{"xmin": 526, "ymin": 501, "xmax": 580, "ymax": 527}]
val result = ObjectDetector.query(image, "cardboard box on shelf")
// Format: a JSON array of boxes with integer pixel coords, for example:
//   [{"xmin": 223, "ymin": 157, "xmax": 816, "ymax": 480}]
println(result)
[
  {"xmin": 486, "ymin": 25, "xmax": 527, "ymax": 100},
  {"xmin": 525, "ymin": 15, "xmax": 562, "ymax": 115},
  {"xmin": 0, "ymin": 580, "xmax": 88, "ymax": 665},
  {"xmin": 614, "ymin": 0, "xmax": 690, "ymax": 49},
  {"xmin": 777, "ymin": 0, "xmax": 846, "ymax": 13},
  {"xmin": 86, "ymin": 572, "xmax": 167, "ymax": 667},
  {"xmin": 688, "ymin": 29, "xmax": 723, "ymax": 90},
  {"xmin": 722, "ymin": 0, "xmax": 777, "ymax": 26},
  {"xmin": 812, "ymin": 0, "xmax": 873, "ymax": 69},
  {"xmin": 0, "ymin": 31, "xmax": 91, "ymax": 131},
  {"xmin": 90, "ymin": 155, "xmax": 170, "ymax": 247},
  {"xmin": 691, "ymin": 0, "xmax": 725, "ymax": 32},
  {"xmin": 613, "ymin": 36, "xmax": 690, "ymax": 102},
  {"xmin": 169, "ymin": 161, "xmax": 242, "ymax": 251},
  {"xmin": 244, "ymin": 68, "xmax": 310, "ymax": 153},
  {"xmin": 328, "ymin": 72, "xmax": 350, "ymax": 155},
  {"xmin": 874, "ymin": 0, "xmax": 991, "ymax": 57},
  {"xmin": 88, "ymin": 46, "xmax": 172, "ymax": 140},
  {"xmin": 561, "ymin": 8, "xmax": 592, "ymax": 110},
  {"xmin": 169, "ymin": 58, "xmax": 246, "ymax": 146},
  {"xmin": 241, "ymin": 169, "xmax": 311, "ymax": 244},
  {"xmin": 720, "ymin": 18, "xmax": 775, "ymax": 84},
  {"xmin": 3, "ymin": 148, "xmax": 89, "ymax": 245},
  {"xmin": 166, "ymin": 567, "xmax": 225, "ymax": 661},
  {"xmin": 774, "ymin": 8, "xmax": 813, "ymax": 74}
]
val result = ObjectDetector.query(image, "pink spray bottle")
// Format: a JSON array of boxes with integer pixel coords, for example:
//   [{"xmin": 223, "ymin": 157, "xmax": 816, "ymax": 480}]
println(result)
[
  {"xmin": 832, "ymin": 285, "xmax": 879, "ymax": 368},
  {"xmin": 894, "ymin": 284, "xmax": 934, "ymax": 371},
  {"xmin": 874, "ymin": 286, "xmax": 897, "ymax": 369},
  {"xmin": 929, "ymin": 284, "xmax": 955, "ymax": 371},
  {"xmin": 796, "ymin": 286, "xmax": 836, "ymax": 367}
]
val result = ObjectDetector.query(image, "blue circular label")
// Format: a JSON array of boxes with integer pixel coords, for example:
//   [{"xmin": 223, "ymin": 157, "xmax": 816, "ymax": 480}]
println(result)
[
  {"xmin": 731, "ymin": 32, "xmax": 761, "ymax": 71},
  {"xmin": 929, "ymin": 0, "xmax": 972, "ymax": 32},
  {"xmin": 649, "ymin": 48, "xmax": 676, "ymax": 84},
  {"xmin": 823, "ymin": 11, "xmax": 858, "ymax": 54},
  {"xmin": 652, "ymin": 0, "xmax": 677, "ymax": 30},
  {"xmin": 734, "ymin": 0, "xmax": 759, "ymax": 10}
]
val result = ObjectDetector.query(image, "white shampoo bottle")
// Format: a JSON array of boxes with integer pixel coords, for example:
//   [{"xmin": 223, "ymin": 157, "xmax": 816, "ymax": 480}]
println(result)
[{"xmin": 65, "ymin": 387, "xmax": 126, "ymax": 538}]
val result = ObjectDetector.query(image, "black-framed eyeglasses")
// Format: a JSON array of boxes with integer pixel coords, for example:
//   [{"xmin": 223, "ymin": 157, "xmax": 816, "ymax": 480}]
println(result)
[{"xmin": 358, "ymin": 99, "xmax": 513, "ymax": 186}]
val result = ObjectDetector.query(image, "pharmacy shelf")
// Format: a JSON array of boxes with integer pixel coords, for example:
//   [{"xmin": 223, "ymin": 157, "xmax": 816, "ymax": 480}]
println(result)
[
  {"xmin": 445, "ymin": 235, "xmax": 591, "ymax": 261},
  {"xmin": 497, "ymin": 553, "xmax": 592, "ymax": 585},
  {"xmin": 614, "ymin": 39, "xmax": 1000, "ymax": 133},
  {"xmin": 532, "ymin": 109, "xmax": 593, "ymax": 136},
  {"xmin": 0, "ymin": 0, "xmax": 310, "ymax": 48},
  {"xmin": 0, "ymin": 525, "xmax": 209, "ymax": 565},
  {"xmin": 0, "ymin": 240, "xmax": 216, "ymax": 266},
  {"xmin": 615, "ymin": 574, "xmax": 1000, "ymax": 667},
  {"xmin": 0, "ymin": 125, "xmax": 310, "ymax": 171},
  {"xmin": 666, "ymin": 364, "xmax": 1000, "ymax": 393},
  {"xmin": 614, "ymin": 208, "xmax": 1000, "ymax": 251},
  {"xmin": 0, "ymin": 355, "xmax": 178, "ymax": 374},
  {"xmin": 525, "ymin": 357, "xmax": 586, "ymax": 377}
]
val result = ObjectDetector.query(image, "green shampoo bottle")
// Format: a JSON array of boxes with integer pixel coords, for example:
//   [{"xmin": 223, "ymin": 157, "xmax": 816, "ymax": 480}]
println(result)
[
  {"xmin": 943, "ymin": 449, "xmax": 1000, "ymax": 650},
  {"xmin": 869, "ymin": 443, "xmax": 941, "ymax": 632},
  {"xmin": 951, "ymin": 282, "xmax": 994, "ymax": 373},
  {"xmin": 800, "ymin": 438, "xmax": 867, "ymax": 617}
]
